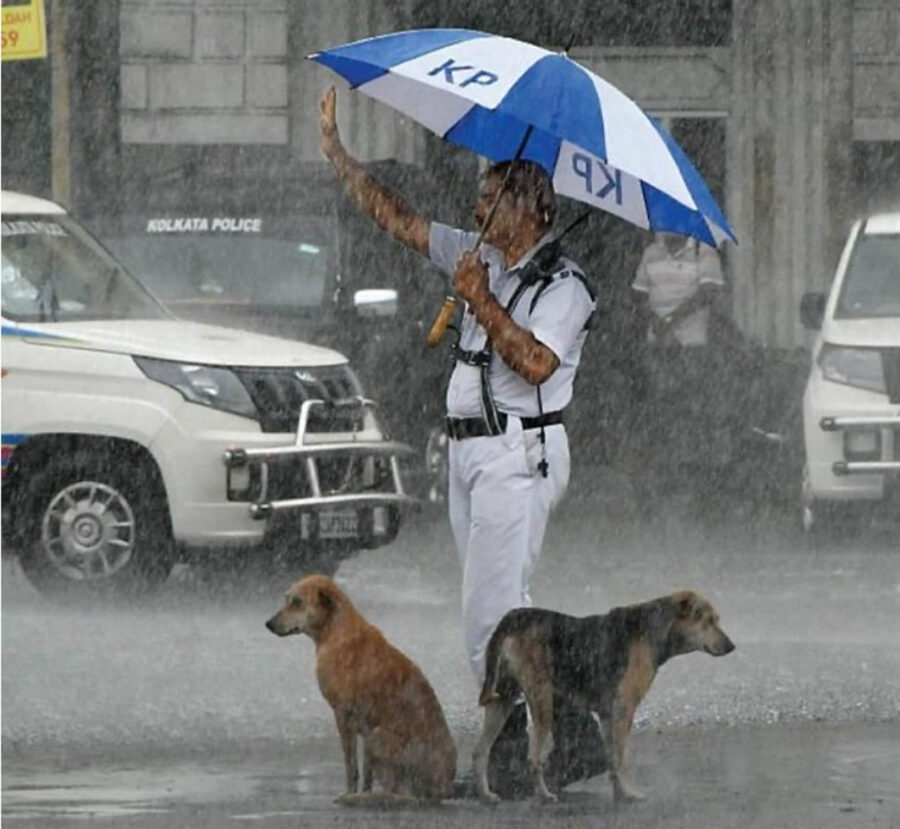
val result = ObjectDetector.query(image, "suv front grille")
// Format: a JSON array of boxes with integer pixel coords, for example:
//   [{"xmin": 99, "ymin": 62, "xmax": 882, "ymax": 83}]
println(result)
[
  {"xmin": 263, "ymin": 454, "xmax": 398, "ymax": 502},
  {"xmin": 233, "ymin": 365, "xmax": 364, "ymax": 433}
]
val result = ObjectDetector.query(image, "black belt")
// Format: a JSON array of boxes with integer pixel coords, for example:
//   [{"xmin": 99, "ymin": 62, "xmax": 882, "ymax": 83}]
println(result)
[
  {"xmin": 452, "ymin": 345, "xmax": 490, "ymax": 367},
  {"xmin": 445, "ymin": 410, "xmax": 564, "ymax": 440}
]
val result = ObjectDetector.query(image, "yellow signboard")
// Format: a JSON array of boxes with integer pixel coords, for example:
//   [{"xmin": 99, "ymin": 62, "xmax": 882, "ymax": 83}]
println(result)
[{"xmin": 1, "ymin": 0, "xmax": 47, "ymax": 61}]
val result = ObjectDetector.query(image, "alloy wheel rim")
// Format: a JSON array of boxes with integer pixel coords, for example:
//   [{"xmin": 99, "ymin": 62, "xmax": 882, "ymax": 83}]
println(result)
[{"xmin": 41, "ymin": 481, "xmax": 136, "ymax": 581}]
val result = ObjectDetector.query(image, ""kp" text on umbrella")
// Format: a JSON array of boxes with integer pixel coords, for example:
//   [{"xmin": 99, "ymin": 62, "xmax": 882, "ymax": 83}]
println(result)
[
  {"xmin": 572, "ymin": 153, "xmax": 623, "ymax": 205},
  {"xmin": 428, "ymin": 58, "xmax": 498, "ymax": 88}
]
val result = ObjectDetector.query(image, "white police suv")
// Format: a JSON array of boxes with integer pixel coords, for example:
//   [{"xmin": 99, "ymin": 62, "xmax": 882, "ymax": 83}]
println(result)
[
  {"xmin": 799, "ymin": 211, "xmax": 900, "ymax": 537},
  {"xmin": 1, "ymin": 191, "xmax": 413, "ymax": 596}
]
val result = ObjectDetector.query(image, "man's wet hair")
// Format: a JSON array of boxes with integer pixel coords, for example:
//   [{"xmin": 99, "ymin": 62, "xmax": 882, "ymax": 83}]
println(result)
[{"xmin": 486, "ymin": 160, "xmax": 557, "ymax": 228}]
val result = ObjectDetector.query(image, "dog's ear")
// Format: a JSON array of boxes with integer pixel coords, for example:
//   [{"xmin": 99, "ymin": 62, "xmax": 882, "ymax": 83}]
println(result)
[
  {"xmin": 674, "ymin": 591, "xmax": 696, "ymax": 619},
  {"xmin": 317, "ymin": 587, "xmax": 335, "ymax": 612}
]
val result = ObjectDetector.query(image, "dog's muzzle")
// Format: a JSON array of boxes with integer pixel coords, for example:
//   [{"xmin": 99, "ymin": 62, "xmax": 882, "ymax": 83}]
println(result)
[{"xmin": 710, "ymin": 634, "xmax": 736, "ymax": 655}]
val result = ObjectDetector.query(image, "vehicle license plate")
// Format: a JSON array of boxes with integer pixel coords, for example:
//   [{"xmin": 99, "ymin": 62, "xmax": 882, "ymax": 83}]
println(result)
[{"xmin": 319, "ymin": 510, "xmax": 358, "ymax": 539}]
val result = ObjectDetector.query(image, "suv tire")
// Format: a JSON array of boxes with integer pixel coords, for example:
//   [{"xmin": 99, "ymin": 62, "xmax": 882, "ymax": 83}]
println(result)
[{"xmin": 17, "ymin": 451, "xmax": 175, "ymax": 598}]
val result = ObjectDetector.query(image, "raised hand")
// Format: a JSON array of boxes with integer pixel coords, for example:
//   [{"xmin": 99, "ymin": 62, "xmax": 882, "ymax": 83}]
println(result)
[{"xmin": 319, "ymin": 85, "xmax": 342, "ymax": 161}]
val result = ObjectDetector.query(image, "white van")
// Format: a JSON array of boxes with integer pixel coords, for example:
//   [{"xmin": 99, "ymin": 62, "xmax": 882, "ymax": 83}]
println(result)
[
  {"xmin": 799, "ymin": 212, "xmax": 900, "ymax": 535},
  {"xmin": 1, "ymin": 191, "xmax": 413, "ymax": 596}
]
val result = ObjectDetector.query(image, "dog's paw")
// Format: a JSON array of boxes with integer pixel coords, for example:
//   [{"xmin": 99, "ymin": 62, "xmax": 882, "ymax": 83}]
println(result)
[
  {"xmin": 536, "ymin": 790, "xmax": 558, "ymax": 805},
  {"xmin": 614, "ymin": 783, "xmax": 646, "ymax": 804},
  {"xmin": 478, "ymin": 789, "xmax": 501, "ymax": 806}
]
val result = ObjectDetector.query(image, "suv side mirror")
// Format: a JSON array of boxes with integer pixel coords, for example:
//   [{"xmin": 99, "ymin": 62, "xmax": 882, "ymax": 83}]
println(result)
[
  {"xmin": 353, "ymin": 288, "xmax": 398, "ymax": 318},
  {"xmin": 799, "ymin": 292, "xmax": 826, "ymax": 330}
]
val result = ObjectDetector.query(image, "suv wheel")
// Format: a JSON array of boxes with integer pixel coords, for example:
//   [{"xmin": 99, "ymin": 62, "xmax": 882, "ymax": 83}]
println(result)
[{"xmin": 18, "ymin": 452, "xmax": 175, "ymax": 597}]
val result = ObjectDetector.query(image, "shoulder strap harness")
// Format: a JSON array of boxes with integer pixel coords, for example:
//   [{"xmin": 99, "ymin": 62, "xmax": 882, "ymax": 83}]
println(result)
[{"xmin": 451, "ymin": 239, "xmax": 596, "ymax": 475}]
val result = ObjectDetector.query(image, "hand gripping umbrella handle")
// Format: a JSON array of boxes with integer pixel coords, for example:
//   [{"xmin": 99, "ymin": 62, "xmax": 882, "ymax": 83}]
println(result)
[
  {"xmin": 424, "ymin": 124, "xmax": 535, "ymax": 349},
  {"xmin": 426, "ymin": 295, "xmax": 458, "ymax": 348},
  {"xmin": 425, "ymin": 187, "xmax": 499, "ymax": 348}
]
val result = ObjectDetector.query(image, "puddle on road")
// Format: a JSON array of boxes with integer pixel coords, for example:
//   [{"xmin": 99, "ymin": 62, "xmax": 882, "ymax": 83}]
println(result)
[
  {"xmin": 829, "ymin": 741, "xmax": 900, "ymax": 801},
  {"xmin": 5, "ymin": 727, "xmax": 900, "ymax": 825},
  {"xmin": 1, "ymin": 762, "xmax": 321, "ymax": 822}
]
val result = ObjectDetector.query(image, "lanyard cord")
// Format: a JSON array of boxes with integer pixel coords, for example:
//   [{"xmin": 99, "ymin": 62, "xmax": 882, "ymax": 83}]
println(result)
[{"xmin": 479, "ymin": 278, "xmax": 532, "ymax": 436}]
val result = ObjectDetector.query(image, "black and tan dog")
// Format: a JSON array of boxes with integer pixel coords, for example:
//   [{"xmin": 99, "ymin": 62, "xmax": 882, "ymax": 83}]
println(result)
[
  {"xmin": 266, "ymin": 575, "xmax": 457, "ymax": 805},
  {"xmin": 472, "ymin": 590, "xmax": 735, "ymax": 804}
]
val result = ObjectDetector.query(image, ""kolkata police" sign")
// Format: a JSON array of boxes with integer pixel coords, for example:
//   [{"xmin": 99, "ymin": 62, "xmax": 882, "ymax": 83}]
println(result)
[{"xmin": 146, "ymin": 217, "xmax": 262, "ymax": 233}]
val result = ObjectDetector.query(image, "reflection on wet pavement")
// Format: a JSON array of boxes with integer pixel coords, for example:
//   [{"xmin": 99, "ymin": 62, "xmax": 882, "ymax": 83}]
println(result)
[
  {"xmin": 2, "ymin": 759, "xmax": 323, "ymax": 822},
  {"xmin": 3, "ymin": 726, "xmax": 899, "ymax": 826}
]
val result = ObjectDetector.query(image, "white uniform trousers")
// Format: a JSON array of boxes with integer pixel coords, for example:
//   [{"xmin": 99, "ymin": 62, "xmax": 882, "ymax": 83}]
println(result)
[{"xmin": 447, "ymin": 416, "xmax": 570, "ymax": 683}]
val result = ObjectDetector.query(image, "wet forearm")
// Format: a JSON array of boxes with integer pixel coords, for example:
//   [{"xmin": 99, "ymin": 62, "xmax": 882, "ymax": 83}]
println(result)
[
  {"xmin": 329, "ymin": 149, "xmax": 428, "ymax": 255},
  {"xmin": 470, "ymin": 294, "xmax": 558, "ymax": 385}
]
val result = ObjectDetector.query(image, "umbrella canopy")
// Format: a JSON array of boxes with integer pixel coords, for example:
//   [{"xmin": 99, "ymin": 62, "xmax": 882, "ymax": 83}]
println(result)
[{"xmin": 310, "ymin": 28, "xmax": 736, "ymax": 247}]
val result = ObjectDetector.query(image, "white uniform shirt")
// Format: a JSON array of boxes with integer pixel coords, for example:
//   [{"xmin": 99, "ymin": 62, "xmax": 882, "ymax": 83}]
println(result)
[
  {"xmin": 632, "ymin": 238, "xmax": 724, "ymax": 346},
  {"xmin": 429, "ymin": 222, "xmax": 595, "ymax": 419}
]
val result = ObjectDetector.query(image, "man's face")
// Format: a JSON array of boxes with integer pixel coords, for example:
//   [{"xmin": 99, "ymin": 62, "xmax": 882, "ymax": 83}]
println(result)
[{"xmin": 474, "ymin": 173, "xmax": 519, "ymax": 248}]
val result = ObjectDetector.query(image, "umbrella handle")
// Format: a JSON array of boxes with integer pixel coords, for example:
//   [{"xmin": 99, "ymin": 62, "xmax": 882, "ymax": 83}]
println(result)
[
  {"xmin": 426, "ymin": 295, "xmax": 458, "ymax": 348},
  {"xmin": 424, "ymin": 200, "xmax": 494, "ymax": 349}
]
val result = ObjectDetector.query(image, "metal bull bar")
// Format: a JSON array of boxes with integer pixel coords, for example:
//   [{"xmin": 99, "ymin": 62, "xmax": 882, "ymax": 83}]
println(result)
[
  {"xmin": 820, "ymin": 415, "xmax": 900, "ymax": 476},
  {"xmin": 223, "ymin": 398, "xmax": 416, "ymax": 519}
]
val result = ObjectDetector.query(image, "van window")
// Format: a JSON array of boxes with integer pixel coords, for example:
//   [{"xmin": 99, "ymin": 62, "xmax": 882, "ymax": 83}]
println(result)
[
  {"xmin": 1, "ymin": 216, "xmax": 167, "ymax": 322},
  {"xmin": 104, "ymin": 216, "xmax": 335, "ymax": 319},
  {"xmin": 836, "ymin": 233, "xmax": 900, "ymax": 319}
]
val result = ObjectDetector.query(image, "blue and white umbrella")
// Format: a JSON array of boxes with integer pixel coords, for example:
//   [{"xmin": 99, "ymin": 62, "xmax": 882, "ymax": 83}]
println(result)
[{"xmin": 310, "ymin": 28, "xmax": 736, "ymax": 247}]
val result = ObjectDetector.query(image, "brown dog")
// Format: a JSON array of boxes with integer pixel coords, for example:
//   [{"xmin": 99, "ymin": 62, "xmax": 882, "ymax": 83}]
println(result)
[
  {"xmin": 266, "ymin": 574, "xmax": 457, "ymax": 805},
  {"xmin": 473, "ymin": 590, "xmax": 735, "ymax": 804}
]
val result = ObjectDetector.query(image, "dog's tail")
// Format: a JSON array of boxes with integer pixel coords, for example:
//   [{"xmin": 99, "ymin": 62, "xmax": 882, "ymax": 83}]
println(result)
[{"xmin": 478, "ymin": 628, "xmax": 507, "ymax": 706}]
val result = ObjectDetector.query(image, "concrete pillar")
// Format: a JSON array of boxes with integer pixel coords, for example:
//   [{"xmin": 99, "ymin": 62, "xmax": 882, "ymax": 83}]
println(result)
[{"xmin": 728, "ymin": 0, "xmax": 854, "ymax": 348}]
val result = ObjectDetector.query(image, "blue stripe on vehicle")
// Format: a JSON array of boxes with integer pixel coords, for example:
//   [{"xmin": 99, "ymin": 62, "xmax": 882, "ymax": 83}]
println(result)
[
  {"xmin": 649, "ymin": 118, "xmax": 736, "ymax": 243},
  {"xmin": 495, "ymin": 55, "xmax": 606, "ymax": 161},
  {"xmin": 2, "ymin": 433, "xmax": 29, "ymax": 472},
  {"xmin": 444, "ymin": 107, "xmax": 560, "ymax": 173},
  {"xmin": 1, "ymin": 324, "xmax": 67, "ymax": 341},
  {"xmin": 311, "ymin": 29, "xmax": 488, "ymax": 88},
  {"xmin": 641, "ymin": 182, "xmax": 718, "ymax": 246}
]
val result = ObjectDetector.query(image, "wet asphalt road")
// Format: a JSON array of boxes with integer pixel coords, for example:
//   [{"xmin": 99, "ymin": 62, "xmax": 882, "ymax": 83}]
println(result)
[{"xmin": 3, "ymin": 480, "xmax": 899, "ymax": 827}]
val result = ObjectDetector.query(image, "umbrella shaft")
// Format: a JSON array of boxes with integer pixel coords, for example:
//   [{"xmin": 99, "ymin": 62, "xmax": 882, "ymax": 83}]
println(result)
[
  {"xmin": 474, "ymin": 124, "xmax": 535, "ymax": 252},
  {"xmin": 426, "ymin": 124, "xmax": 533, "ymax": 348}
]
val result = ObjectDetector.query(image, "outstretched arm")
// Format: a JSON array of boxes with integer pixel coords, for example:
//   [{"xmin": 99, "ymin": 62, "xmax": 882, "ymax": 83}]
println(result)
[{"xmin": 319, "ymin": 86, "xmax": 430, "ymax": 256}]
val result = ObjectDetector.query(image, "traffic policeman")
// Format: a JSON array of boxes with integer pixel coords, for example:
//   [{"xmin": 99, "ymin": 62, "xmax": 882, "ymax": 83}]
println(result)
[{"xmin": 319, "ymin": 85, "xmax": 595, "ymax": 686}]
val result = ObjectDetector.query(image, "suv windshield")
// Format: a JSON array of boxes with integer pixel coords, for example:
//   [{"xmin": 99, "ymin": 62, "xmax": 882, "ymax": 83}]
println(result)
[
  {"xmin": 1, "ymin": 215, "xmax": 167, "ymax": 323},
  {"xmin": 836, "ymin": 233, "xmax": 900, "ymax": 318},
  {"xmin": 103, "ymin": 215, "xmax": 335, "ymax": 319}
]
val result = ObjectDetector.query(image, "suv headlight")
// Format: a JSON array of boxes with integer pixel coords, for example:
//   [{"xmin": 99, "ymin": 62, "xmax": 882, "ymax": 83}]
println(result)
[
  {"xmin": 134, "ymin": 356, "xmax": 258, "ymax": 419},
  {"xmin": 817, "ymin": 344, "xmax": 886, "ymax": 394}
]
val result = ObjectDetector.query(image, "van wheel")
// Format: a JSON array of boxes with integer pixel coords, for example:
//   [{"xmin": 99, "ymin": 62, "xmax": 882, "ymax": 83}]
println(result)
[
  {"xmin": 801, "ymin": 465, "xmax": 863, "ymax": 547},
  {"xmin": 803, "ymin": 502, "xmax": 864, "ymax": 548},
  {"xmin": 17, "ymin": 452, "xmax": 175, "ymax": 598}
]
